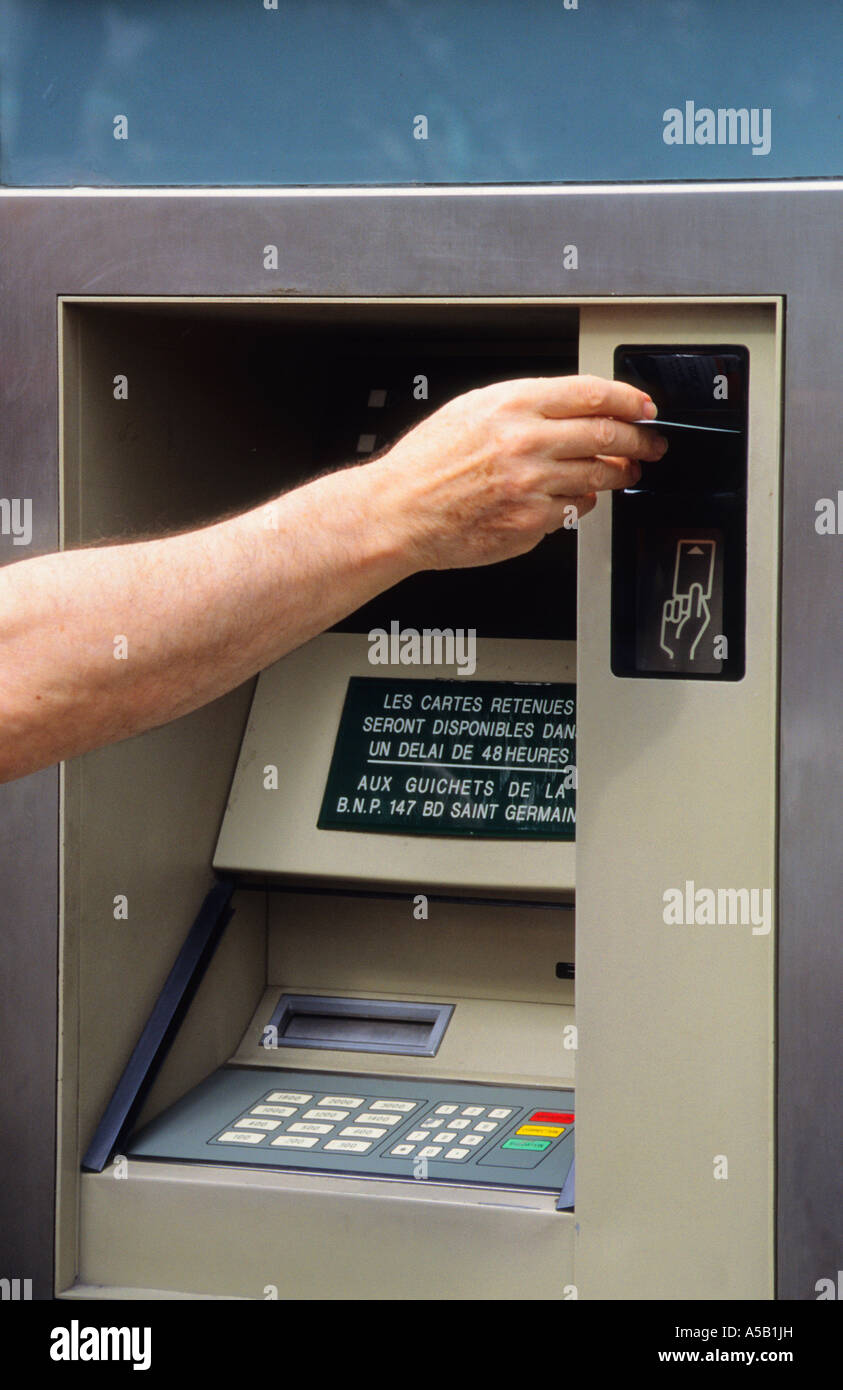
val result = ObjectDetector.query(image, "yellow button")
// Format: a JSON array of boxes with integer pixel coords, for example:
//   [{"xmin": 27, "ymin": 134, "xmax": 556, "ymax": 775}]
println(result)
[{"xmin": 516, "ymin": 1124, "xmax": 565, "ymax": 1138}]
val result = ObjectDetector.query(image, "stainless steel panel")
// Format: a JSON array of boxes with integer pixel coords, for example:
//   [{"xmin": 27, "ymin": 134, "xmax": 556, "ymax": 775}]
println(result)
[
  {"xmin": 0, "ymin": 185, "xmax": 840, "ymax": 1297},
  {"xmin": 0, "ymin": 254, "xmax": 60, "ymax": 1297}
]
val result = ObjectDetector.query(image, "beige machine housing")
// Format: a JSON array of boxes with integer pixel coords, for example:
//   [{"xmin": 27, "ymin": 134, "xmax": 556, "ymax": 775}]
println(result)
[{"xmin": 56, "ymin": 295, "xmax": 781, "ymax": 1299}]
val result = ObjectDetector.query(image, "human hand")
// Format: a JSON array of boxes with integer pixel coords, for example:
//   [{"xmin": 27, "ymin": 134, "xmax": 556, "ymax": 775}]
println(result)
[{"xmin": 369, "ymin": 374, "xmax": 667, "ymax": 570}]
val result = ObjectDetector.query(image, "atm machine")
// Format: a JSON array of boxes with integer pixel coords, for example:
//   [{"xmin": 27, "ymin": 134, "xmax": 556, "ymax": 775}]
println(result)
[{"xmin": 0, "ymin": 187, "xmax": 837, "ymax": 1302}]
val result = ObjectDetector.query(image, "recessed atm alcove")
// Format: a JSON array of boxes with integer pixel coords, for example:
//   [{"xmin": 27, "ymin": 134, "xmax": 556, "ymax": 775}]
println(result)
[{"xmin": 57, "ymin": 295, "xmax": 781, "ymax": 1301}]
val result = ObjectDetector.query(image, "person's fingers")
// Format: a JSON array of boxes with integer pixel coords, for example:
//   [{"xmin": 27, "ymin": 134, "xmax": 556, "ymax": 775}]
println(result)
[
  {"xmin": 505, "ymin": 415, "xmax": 667, "ymax": 464},
  {"xmin": 544, "ymin": 454, "xmax": 641, "ymax": 495},
  {"xmin": 505, "ymin": 374, "xmax": 656, "ymax": 423},
  {"xmin": 544, "ymin": 415, "xmax": 668, "ymax": 462}
]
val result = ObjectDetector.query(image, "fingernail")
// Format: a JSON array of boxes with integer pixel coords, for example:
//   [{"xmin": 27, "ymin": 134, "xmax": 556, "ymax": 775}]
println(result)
[
  {"xmin": 655, "ymin": 434, "xmax": 669, "ymax": 455},
  {"xmin": 643, "ymin": 398, "xmax": 658, "ymax": 419}
]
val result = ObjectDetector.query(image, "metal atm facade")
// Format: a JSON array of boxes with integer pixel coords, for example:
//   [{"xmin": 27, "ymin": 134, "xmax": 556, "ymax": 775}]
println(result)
[{"xmin": 0, "ymin": 186, "xmax": 840, "ymax": 1301}]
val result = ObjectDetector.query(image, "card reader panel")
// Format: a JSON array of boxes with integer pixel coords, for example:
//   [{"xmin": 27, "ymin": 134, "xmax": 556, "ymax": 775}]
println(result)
[
  {"xmin": 612, "ymin": 345, "xmax": 748, "ymax": 680},
  {"xmin": 127, "ymin": 1066, "xmax": 575, "ymax": 1193}
]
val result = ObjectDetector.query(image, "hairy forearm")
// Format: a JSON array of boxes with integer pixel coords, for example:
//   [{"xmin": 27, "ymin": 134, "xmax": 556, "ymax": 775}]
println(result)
[
  {"xmin": 0, "ymin": 374, "xmax": 661, "ymax": 784},
  {"xmin": 0, "ymin": 464, "xmax": 412, "ymax": 782}
]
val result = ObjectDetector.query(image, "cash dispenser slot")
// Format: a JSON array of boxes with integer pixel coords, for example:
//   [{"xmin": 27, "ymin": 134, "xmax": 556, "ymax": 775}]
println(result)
[{"xmin": 266, "ymin": 994, "xmax": 454, "ymax": 1056}]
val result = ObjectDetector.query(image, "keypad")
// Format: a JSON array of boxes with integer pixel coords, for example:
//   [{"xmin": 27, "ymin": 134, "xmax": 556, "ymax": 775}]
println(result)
[
  {"xmin": 209, "ymin": 1086, "xmax": 551, "ymax": 1166},
  {"xmin": 128, "ymin": 1070, "xmax": 575, "ymax": 1193},
  {"xmin": 211, "ymin": 1086, "xmax": 422, "ymax": 1158},
  {"xmin": 389, "ymin": 1103, "xmax": 504, "ymax": 1163}
]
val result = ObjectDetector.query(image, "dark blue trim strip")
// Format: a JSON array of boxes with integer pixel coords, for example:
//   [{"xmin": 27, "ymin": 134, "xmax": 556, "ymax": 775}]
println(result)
[
  {"xmin": 557, "ymin": 1156, "xmax": 575, "ymax": 1211},
  {"xmin": 80, "ymin": 876, "xmax": 236, "ymax": 1173}
]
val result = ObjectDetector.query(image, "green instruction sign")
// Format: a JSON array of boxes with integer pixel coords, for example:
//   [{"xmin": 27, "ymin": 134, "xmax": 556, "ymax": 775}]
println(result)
[{"xmin": 318, "ymin": 677, "xmax": 576, "ymax": 841}]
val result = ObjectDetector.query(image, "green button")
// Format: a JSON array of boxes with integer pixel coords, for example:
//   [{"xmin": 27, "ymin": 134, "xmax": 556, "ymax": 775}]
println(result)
[{"xmin": 502, "ymin": 1137, "xmax": 551, "ymax": 1151}]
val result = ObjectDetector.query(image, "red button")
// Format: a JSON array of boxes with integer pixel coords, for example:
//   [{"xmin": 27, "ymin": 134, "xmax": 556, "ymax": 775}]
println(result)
[{"xmin": 530, "ymin": 1110, "xmax": 574, "ymax": 1125}]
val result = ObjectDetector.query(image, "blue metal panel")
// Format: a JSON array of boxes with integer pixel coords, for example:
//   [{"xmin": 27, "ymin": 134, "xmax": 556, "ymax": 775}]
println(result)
[{"xmin": 0, "ymin": 0, "xmax": 840, "ymax": 186}]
